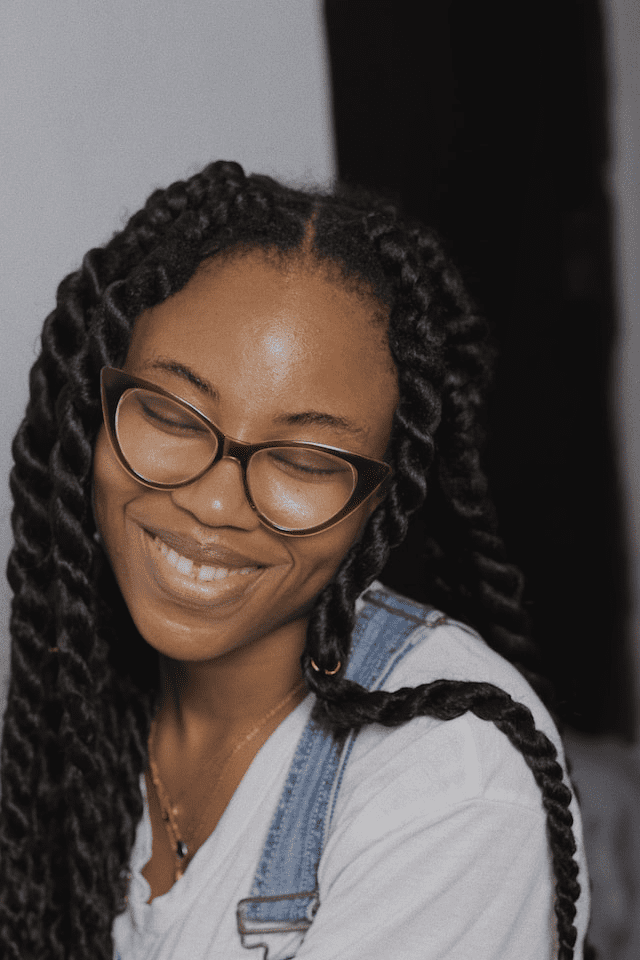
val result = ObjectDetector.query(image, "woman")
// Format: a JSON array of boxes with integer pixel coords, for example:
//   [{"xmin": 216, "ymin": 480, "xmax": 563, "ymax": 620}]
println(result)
[{"xmin": 0, "ymin": 161, "xmax": 590, "ymax": 959}]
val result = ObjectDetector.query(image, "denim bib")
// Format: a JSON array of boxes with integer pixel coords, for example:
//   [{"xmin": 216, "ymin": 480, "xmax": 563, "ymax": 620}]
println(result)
[{"xmin": 236, "ymin": 584, "xmax": 447, "ymax": 960}]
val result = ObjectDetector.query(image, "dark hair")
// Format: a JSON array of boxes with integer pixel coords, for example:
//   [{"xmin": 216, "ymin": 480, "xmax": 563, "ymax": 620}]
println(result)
[{"xmin": 1, "ymin": 161, "xmax": 582, "ymax": 959}]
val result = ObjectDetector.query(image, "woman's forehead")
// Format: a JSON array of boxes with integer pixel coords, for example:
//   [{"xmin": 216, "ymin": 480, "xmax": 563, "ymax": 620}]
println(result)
[
  {"xmin": 125, "ymin": 250, "xmax": 399, "ymax": 446},
  {"xmin": 128, "ymin": 251, "xmax": 394, "ymax": 377}
]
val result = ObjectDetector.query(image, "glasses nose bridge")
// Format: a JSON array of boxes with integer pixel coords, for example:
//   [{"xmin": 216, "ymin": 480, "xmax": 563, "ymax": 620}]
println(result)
[{"xmin": 217, "ymin": 433, "xmax": 255, "ymax": 476}]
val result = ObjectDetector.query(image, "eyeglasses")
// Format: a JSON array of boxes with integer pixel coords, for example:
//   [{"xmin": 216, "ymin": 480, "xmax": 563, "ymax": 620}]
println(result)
[{"xmin": 100, "ymin": 367, "xmax": 392, "ymax": 537}]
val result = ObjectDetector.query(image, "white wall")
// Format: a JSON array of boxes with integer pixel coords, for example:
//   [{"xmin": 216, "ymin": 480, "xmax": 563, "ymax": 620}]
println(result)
[
  {"xmin": 0, "ymin": 0, "xmax": 335, "ymax": 707},
  {"xmin": 604, "ymin": 0, "xmax": 640, "ymax": 737}
]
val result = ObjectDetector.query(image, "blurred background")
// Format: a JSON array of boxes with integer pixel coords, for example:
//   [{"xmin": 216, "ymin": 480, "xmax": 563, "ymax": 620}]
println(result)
[{"xmin": 0, "ymin": 1, "xmax": 638, "ymax": 955}]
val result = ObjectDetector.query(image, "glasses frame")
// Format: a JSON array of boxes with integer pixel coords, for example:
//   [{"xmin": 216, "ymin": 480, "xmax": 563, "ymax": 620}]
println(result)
[{"xmin": 100, "ymin": 366, "xmax": 393, "ymax": 537}]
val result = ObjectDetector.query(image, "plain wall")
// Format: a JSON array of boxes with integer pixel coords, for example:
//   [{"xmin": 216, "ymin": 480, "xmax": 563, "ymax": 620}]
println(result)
[{"xmin": 0, "ymin": 0, "xmax": 335, "ymax": 712}]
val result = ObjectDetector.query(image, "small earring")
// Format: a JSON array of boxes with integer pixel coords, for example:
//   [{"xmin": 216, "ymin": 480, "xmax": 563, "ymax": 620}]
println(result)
[{"xmin": 310, "ymin": 658, "xmax": 341, "ymax": 676}]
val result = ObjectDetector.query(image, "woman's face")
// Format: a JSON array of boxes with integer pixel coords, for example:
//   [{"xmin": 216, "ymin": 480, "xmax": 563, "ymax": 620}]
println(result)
[{"xmin": 93, "ymin": 250, "xmax": 399, "ymax": 667}]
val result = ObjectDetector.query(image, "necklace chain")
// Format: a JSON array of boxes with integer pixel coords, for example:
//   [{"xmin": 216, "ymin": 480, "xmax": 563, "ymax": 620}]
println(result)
[{"xmin": 148, "ymin": 679, "xmax": 306, "ymax": 881}]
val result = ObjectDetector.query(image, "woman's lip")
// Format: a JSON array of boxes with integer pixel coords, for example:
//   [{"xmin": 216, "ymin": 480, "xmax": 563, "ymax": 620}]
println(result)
[
  {"xmin": 142, "ymin": 530, "xmax": 267, "ymax": 607},
  {"xmin": 141, "ymin": 524, "xmax": 270, "ymax": 569}
]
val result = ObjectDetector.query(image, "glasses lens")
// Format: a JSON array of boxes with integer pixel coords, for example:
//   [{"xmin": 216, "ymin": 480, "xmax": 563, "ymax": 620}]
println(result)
[
  {"xmin": 247, "ymin": 447, "xmax": 357, "ymax": 531},
  {"xmin": 115, "ymin": 389, "xmax": 217, "ymax": 485}
]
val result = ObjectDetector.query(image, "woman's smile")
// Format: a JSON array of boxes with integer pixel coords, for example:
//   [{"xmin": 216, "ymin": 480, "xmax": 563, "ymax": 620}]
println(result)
[
  {"xmin": 143, "ymin": 528, "xmax": 267, "ymax": 607},
  {"xmin": 114, "ymin": 495, "xmax": 298, "ymax": 630},
  {"xmin": 92, "ymin": 248, "xmax": 399, "ymax": 665}
]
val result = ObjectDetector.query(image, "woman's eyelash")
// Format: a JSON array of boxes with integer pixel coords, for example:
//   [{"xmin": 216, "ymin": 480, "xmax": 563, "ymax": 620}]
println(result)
[{"xmin": 140, "ymin": 400, "xmax": 206, "ymax": 432}]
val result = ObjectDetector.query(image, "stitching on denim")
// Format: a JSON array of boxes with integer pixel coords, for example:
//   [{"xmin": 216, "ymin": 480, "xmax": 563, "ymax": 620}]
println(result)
[{"xmin": 364, "ymin": 589, "xmax": 426, "ymax": 625}]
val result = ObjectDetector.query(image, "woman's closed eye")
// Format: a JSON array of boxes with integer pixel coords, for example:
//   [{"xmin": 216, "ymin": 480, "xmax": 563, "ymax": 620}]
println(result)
[
  {"xmin": 266, "ymin": 449, "xmax": 350, "ymax": 480},
  {"xmin": 136, "ymin": 394, "xmax": 209, "ymax": 437}
]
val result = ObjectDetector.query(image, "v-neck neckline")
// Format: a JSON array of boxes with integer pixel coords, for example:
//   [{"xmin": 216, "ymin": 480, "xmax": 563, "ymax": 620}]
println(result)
[{"xmin": 126, "ymin": 692, "xmax": 314, "ymax": 931}]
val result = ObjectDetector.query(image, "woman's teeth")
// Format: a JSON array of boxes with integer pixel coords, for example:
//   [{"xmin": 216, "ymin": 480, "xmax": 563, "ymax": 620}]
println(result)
[{"xmin": 155, "ymin": 537, "xmax": 258, "ymax": 581}]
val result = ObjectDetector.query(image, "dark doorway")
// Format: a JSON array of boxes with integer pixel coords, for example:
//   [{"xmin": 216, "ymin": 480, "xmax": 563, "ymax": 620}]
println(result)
[{"xmin": 324, "ymin": 0, "xmax": 631, "ymax": 737}]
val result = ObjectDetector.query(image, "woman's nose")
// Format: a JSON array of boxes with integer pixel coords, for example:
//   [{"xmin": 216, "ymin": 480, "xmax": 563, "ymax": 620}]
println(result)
[{"xmin": 170, "ymin": 457, "xmax": 260, "ymax": 531}]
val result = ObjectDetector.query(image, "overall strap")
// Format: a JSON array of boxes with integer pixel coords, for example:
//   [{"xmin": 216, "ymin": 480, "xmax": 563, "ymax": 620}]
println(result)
[{"xmin": 237, "ymin": 584, "xmax": 446, "ymax": 960}]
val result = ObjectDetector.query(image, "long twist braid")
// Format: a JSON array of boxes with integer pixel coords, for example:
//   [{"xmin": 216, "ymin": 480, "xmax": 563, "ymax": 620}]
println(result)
[
  {"xmin": 305, "ymin": 193, "xmax": 543, "ymax": 686},
  {"xmin": 0, "ymin": 245, "xmax": 117, "ymax": 955},
  {"xmin": 311, "ymin": 676, "xmax": 580, "ymax": 959},
  {"xmin": 303, "ymin": 207, "xmax": 447, "ymax": 676},
  {"xmin": 2, "ymin": 160, "xmax": 302, "ymax": 958}
]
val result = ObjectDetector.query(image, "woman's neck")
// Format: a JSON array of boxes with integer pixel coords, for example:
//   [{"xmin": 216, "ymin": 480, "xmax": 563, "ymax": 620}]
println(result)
[{"xmin": 157, "ymin": 616, "xmax": 308, "ymax": 751}]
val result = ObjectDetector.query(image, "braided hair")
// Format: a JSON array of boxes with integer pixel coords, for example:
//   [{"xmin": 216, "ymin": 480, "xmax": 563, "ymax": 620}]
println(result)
[{"xmin": 1, "ymin": 161, "xmax": 584, "ymax": 959}]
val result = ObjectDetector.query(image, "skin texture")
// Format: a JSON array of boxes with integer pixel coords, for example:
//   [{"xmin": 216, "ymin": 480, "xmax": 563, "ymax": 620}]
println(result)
[{"xmin": 92, "ymin": 249, "xmax": 399, "ymax": 897}]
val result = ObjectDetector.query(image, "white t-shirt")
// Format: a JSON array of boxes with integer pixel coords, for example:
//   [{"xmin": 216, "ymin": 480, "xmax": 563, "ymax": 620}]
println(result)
[{"xmin": 113, "ymin": 603, "xmax": 590, "ymax": 959}]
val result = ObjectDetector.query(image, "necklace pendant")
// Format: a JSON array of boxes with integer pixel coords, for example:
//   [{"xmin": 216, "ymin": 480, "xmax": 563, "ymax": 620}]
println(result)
[{"xmin": 176, "ymin": 840, "xmax": 188, "ymax": 859}]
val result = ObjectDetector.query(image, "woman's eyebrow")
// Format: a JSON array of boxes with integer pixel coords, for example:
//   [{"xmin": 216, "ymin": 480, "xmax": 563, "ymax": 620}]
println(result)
[
  {"xmin": 142, "ymin": 358, "xmax": 365, "ymax": 436},
  {"xmin": 272, "ymin": 411, "xmax": 365, "ymax": 436},
  {"xmin": 142, "ymin": 358, "xmax": 219, "ymax": 399}
]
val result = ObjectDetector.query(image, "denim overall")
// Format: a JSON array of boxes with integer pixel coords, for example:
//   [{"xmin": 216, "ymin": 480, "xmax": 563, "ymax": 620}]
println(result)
[{"xmin": 236, "ymin": 584, "xmax": 448, "ymax": 960}]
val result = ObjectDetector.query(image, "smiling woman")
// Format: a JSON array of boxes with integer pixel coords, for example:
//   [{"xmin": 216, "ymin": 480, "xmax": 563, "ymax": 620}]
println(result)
[{"xmin": 0, "ymin": 161, "xmax": 592, "ymax": 959}]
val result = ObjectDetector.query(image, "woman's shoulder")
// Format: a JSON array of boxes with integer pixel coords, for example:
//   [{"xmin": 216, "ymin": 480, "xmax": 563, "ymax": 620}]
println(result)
[
  {"xmin": 349, "ymin": 581, "xmax": 568, "ymax": 813},
  {"xmin": 310, "ymin": 586, "xmax": 589, "ymax": 958},
  {"xmin": 361, "ymin": 581, "xmax": 556, "ymax": 729}
]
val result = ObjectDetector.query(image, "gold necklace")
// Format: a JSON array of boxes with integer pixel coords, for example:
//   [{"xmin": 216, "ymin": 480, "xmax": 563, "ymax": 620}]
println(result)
[{"xmin": 148, "ymin": 680, "xmax": 306, "ymax": 881}]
